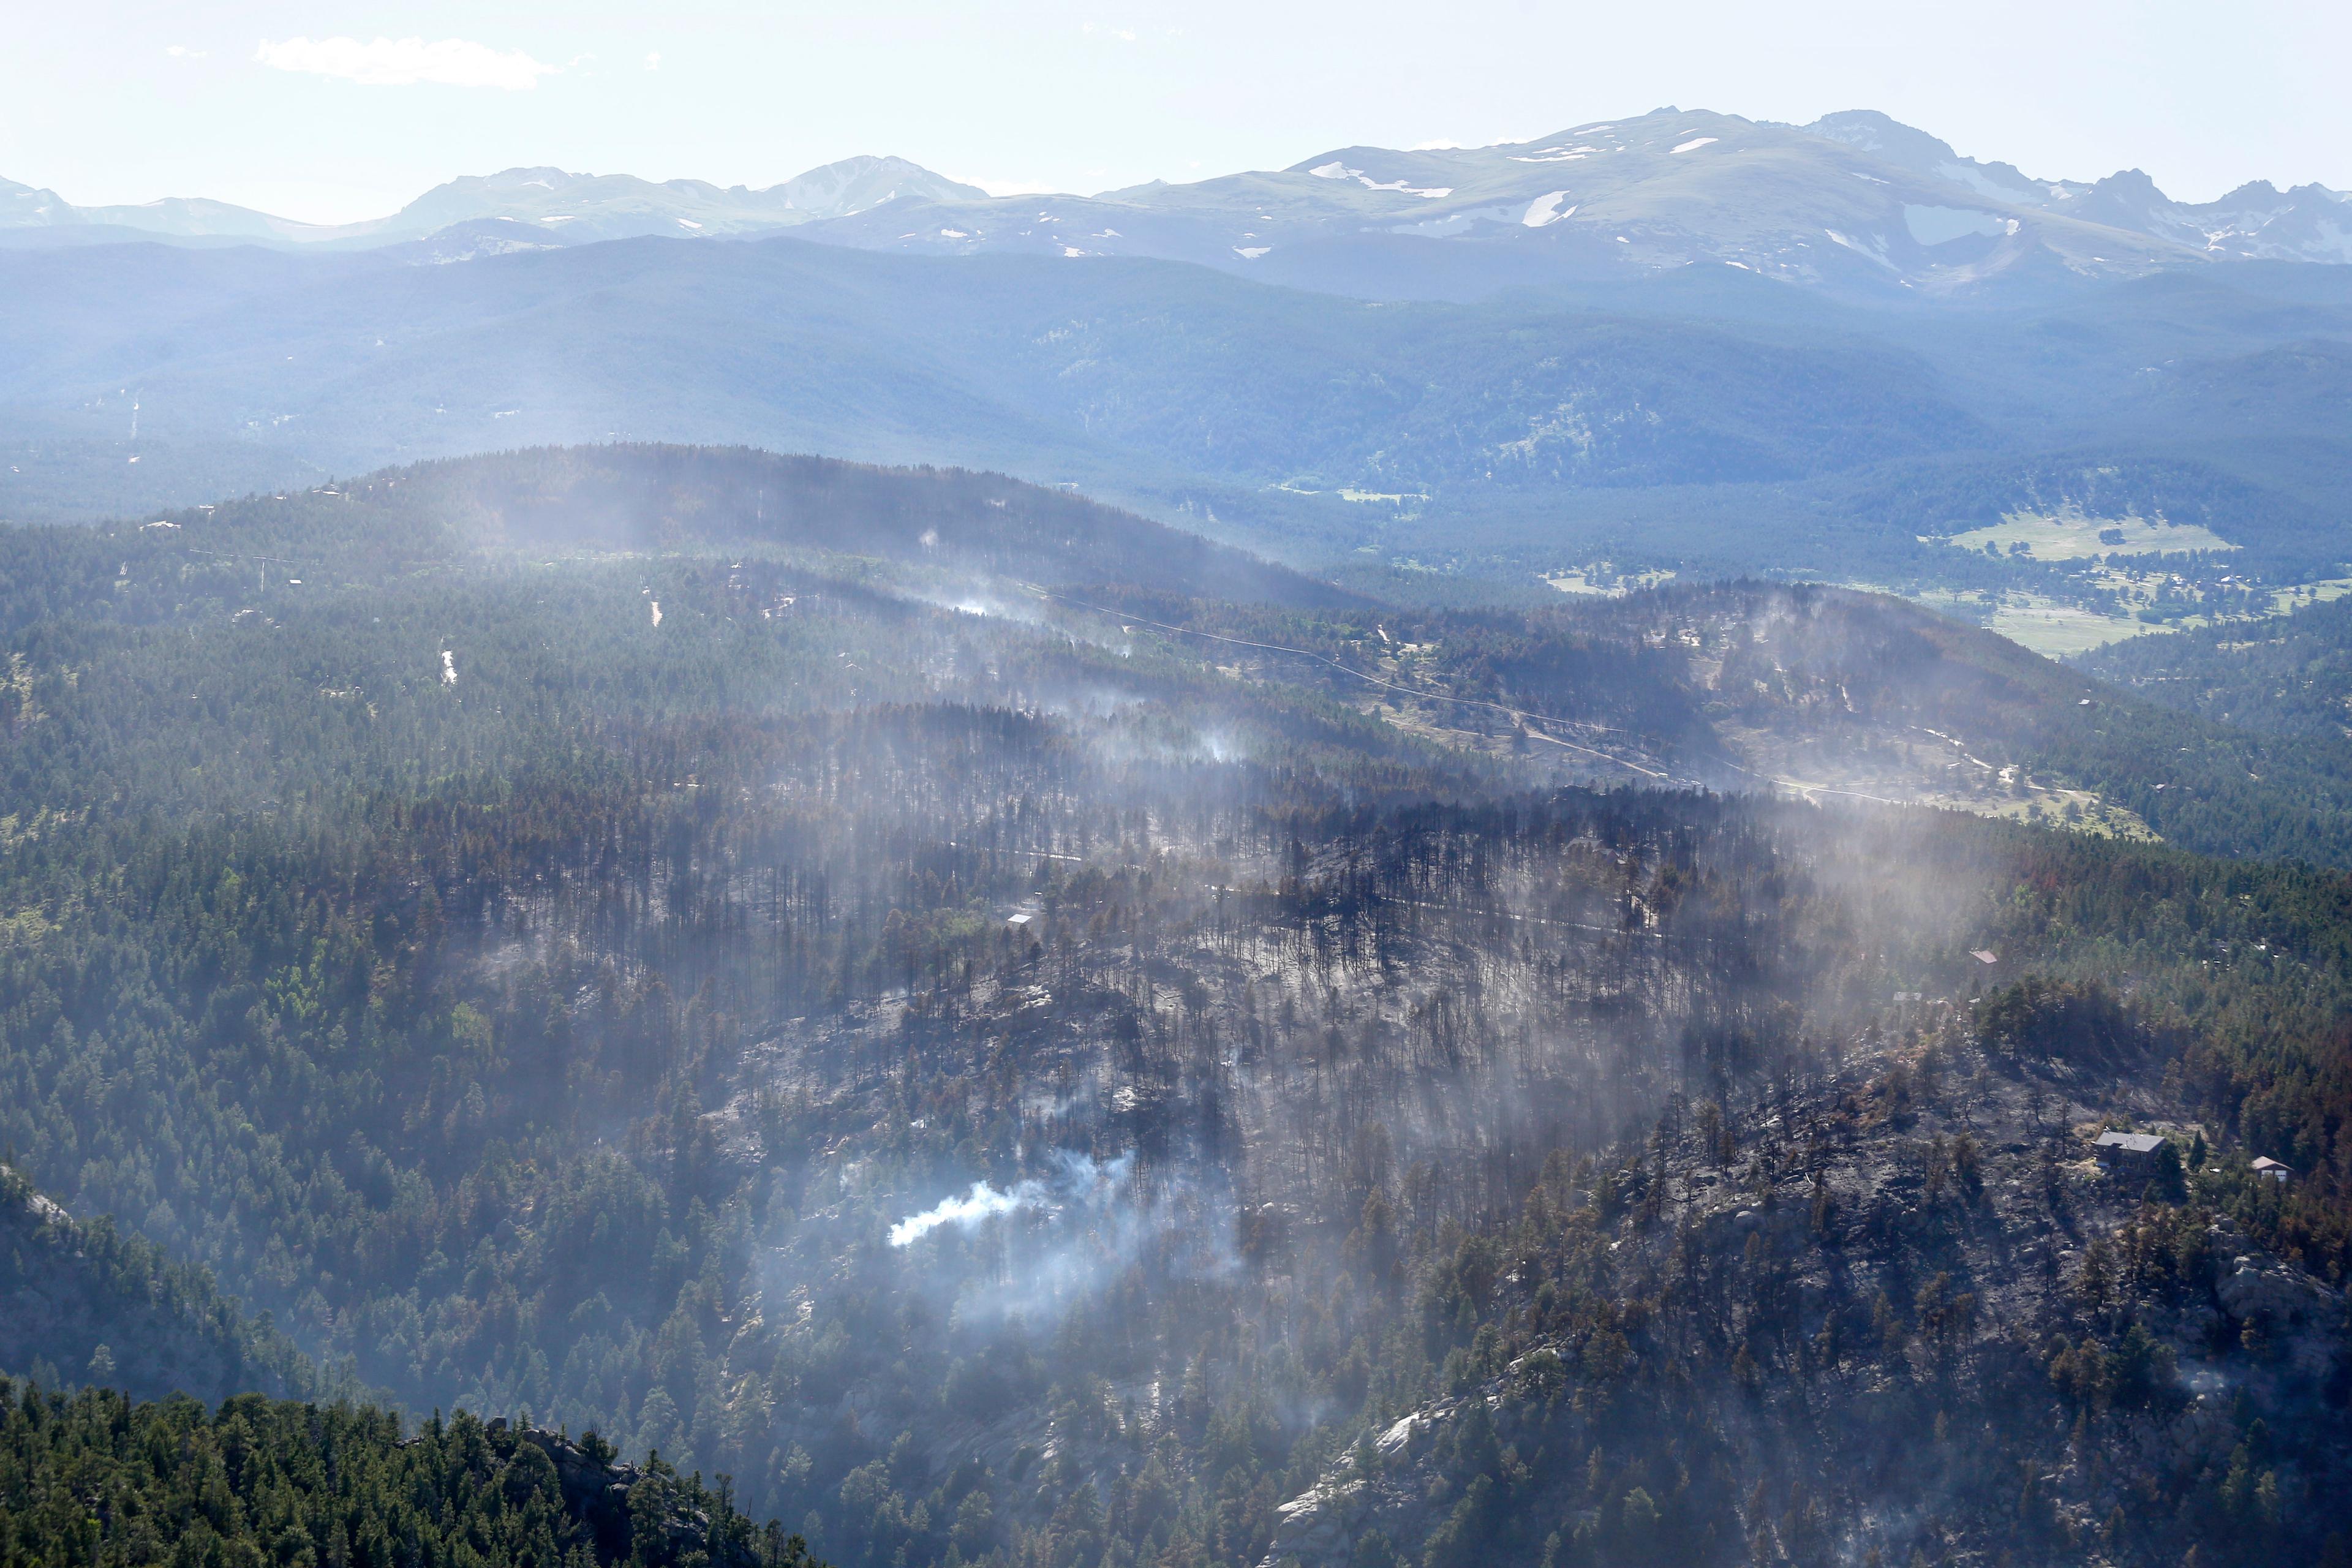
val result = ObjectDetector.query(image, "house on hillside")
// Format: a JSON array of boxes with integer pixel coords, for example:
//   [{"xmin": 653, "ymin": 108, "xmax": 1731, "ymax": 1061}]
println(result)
[
  {"xmin": 2252, "ymin": 1156, "xmax": 2294, "ymax": 1184},
  {"xmin": 2093, "ymin": 1131, "xmax": 2166, "ymax": 1177}
]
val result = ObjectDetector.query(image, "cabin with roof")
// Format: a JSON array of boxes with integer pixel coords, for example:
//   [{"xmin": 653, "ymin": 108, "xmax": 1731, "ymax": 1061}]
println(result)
[
  {"xmin": 2092, "ymin": 1131, "xmax": 2166, "ymax": 1177},
  {"xmin": 2252, "ymin": 1156, "xmax": 2294, "ymax": 1184}
]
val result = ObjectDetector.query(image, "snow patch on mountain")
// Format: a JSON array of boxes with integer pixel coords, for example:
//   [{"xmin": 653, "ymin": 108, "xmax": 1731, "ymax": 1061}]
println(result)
[
  {"xmin": 1522, "ymin": 192, "xmax": 1573, "ymax": 227},
  {"xmin": 1300, "ymin": 161, "xmax": 1450, "ymax": 198},
  {"xmin": 1823, "ymin": 228, "xmax": 1898, "ymax": 271}
]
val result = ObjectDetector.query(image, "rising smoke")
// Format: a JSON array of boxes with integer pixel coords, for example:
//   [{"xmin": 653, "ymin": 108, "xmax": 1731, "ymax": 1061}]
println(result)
[
  {"xmin": 887, "ymin": 1150, "xmax": 1134, "ymax": 1250},
  {"xmin": 888, "ymin": 1178, "xmax": 1042, "ymax": 1247}
]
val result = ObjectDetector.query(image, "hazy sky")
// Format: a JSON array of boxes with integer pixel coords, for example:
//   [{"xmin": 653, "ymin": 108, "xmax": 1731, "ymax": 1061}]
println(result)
[{"xmin": 6, "ymin": 1, "xmax": 2341, "ymax": 222}]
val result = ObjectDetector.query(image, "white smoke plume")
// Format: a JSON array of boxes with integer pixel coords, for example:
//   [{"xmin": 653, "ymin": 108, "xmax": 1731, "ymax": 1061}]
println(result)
[
  {"xmin": 889, "ymin": 1178, "xmax": 1043, "ymax": 1246},
  {"xmin": 888, "ymin": 1150, "xmax": 1139, "ymax": 1249}
]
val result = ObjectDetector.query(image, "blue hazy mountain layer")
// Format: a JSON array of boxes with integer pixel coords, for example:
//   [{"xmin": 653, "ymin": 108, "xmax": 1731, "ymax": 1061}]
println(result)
[{"xmin": 2, "ymin": 236, "xmax": 2348, "ymax": 584}]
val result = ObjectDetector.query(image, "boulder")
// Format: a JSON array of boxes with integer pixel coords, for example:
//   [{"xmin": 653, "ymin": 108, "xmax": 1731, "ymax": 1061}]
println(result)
[{"xmin": 2217, "ymin": 1254, "xmax": 2335, "ymax": 1329}]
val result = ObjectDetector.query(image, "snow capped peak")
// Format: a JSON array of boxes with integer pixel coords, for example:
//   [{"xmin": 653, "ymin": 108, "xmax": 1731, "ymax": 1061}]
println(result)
[{"xmin": 9, "ymin": 105, "xmax": 2350, "ymax": 279}]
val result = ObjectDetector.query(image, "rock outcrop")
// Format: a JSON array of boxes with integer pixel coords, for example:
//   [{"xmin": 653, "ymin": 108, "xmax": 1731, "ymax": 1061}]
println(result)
[{"xmin": 1253, "ymin": 1056, "xmax": 2352, "ymax": 1568}]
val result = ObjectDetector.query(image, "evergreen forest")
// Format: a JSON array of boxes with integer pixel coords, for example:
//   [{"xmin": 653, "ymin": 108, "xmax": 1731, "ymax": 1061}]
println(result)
[{"xmin": 2, "ymin": 446, "xmax": 2350, "ymax": 1567}]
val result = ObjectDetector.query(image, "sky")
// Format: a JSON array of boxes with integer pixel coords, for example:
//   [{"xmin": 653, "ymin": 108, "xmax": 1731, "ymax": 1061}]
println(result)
[{"xmin": 5, "ymin": 0, "xmax": 2344, "ymax": 224}]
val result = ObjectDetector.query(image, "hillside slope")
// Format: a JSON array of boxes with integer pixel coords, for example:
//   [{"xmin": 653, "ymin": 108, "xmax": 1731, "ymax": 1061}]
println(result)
[
  {"xmin": 0, "ymin": 1165, "xmax": 330, "ymax": 1403},
  {"xmin": 2, "ymin": 451, "xmax": 2352, "ymax": 1566},
  {"xmin": 0, "ymin": 238, "xmax": 1981, "ymax": 516},
  {"xmin": 3, "ymin": 229, "xmax": 2348, "ymax": 603},
  {"xmin": 2082, "ymin": 592, "xmax": 2352, "ymax": 741},
  {"xmin": 1261, "ymin": 1020, "xmax": 2352, "ymax": 1567},
  {"xmin": 374, "ymin": 444, "xmax": 1355, "ymax": 607},
  {"xmin": 0, "ymin": 1386, "xmax": 826, "ymax": 1568},
  {"xmin": 1101, "ymin": 581, "xmax": 2352, "ymax": 867}
]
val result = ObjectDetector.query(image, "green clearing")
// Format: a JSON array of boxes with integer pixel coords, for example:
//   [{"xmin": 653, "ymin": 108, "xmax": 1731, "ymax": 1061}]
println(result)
[
  {"xmin": 1898, "ymin": 576, "xmax": 2352, "ymax": 658},
  {"xmin": 1542, "ymin": 565, "xmax": 1679, "ymax": 597},
  {"xmin": 1985, "ymin": 597, "xmax": 2162, "ymax": 656},
  {"xmin": 1941, "ymin": 508, "xmax": 2237, "ymax": 560},
  {"xmin": 1895, "ymin": 588, "xmax": 2151, "ymax": 657}
]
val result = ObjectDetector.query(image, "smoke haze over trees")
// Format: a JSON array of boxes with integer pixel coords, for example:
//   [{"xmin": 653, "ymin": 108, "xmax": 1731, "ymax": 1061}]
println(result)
[{"xmin": 0, "ymin": 447, "xmax": 2348, "ymax": 1568}]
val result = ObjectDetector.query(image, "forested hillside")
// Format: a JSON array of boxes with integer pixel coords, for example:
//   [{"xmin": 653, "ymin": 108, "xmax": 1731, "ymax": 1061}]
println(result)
[
  {"xmin": 1070, "ymin": 579, "xmax": 2352, "ymax": 868},
  {"xmin": 1268, "ymin": 1009, "xmax": 2352, "ymax": 1567},
  {"xmin": 2083, "ymin": 591, "xmax": 2352, "ymax": 740},
  {"xmin": 0, "ymin": 1382, "xmax": 824, "ymax": 1568},
  {"xmin": 0, "ymin": 1167, "xmax": 334, "ymax": 1405},
  {"xmin": 1, "ymin": 445, "xmax": 2350, "ymax": 1567}
]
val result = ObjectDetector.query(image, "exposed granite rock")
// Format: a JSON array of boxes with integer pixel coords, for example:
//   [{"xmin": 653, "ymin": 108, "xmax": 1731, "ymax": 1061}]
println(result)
[
  {"xmin": 1254, "ymin": 1052, "xmax": 2352, "ymax": 1568},
  {"xmin": 511, "ymin": 1427, "xmax": 723, "ymax": 1563},
  {"xmin": 2215, "ymin": 1243, "xmax": 2342, "ymax": 1330}
]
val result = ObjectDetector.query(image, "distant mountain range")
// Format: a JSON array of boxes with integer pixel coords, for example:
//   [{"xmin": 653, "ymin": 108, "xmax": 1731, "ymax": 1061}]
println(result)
[
  {"xmin": 8, "ymin": 105, "xmax": 2352, "ymax": 605},
  {"xmin": 0, "ymin": 155, "xmax": 986, "ymax": 254},
  {"xmin": 6, "ymin": 108, "xmax": 2349, "ymax": 292},
  {"xmin": 815, "ymin": 107, "xmax": 2352, "ymax": 294},
  {"xmin": 1800, "ymin": 110, "xmax": 2352, "ymax": 265}
]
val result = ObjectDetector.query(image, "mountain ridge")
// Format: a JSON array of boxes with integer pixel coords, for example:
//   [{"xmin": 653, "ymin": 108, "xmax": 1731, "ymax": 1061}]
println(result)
[
  {"xmin": 1801, "ymin": 108, "xmax": 2352, "ymax": 265},
  {"xmin": 7, "ymin": 109, "xmax": 2347, "ymax": 292},
  {"xmin": 0, "ymin": 154, "xmax": 986, "ymax": 250}
]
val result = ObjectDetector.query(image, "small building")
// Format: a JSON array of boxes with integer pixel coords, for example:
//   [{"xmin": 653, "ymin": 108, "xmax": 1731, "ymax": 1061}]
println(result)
[
  {"xmin": 2093, "ymin": 1131, "xmax": 2166, "ymax": 1176},
  {"xmin": 2252, "ymin": 1156, "xmax": 2294, "ymax": 1184}
]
